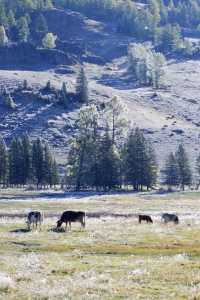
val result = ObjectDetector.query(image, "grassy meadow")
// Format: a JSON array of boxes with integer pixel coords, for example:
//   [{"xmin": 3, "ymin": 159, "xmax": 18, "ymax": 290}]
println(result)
[{"xmin": 0, "ymin": 190, "xmax": 200, "ymax": 299}]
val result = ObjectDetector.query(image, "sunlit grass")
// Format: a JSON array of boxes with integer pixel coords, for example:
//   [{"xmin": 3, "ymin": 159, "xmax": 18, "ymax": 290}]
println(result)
[{"xmin": 1, "ymin": 191, "xmax": 200, "ymax": 299}]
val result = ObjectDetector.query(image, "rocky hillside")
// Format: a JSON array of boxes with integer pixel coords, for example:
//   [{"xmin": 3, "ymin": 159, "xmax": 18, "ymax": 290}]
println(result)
[{"xmin": 0, "ymin": 6, "xmax": 200, "ymax": 170}]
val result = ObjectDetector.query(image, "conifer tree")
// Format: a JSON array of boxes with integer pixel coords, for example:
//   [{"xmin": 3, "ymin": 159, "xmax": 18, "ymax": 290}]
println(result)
[
  {"xmin": 175, "ymin": 144, "xmax": 192, "ymax": 190},
  {"xmin": 35, "ymin": 13, "xmax": 48, "ymax": 38},
  {"xmin": 0, "ymin": 138, "xmax": 8, "ymax": 187},
  {"xmin": 32, "ymin": 138, "xmax": 44, "ymax": 188},
  {"xmin": 67, "ymin": 105, "xmax": 99, "ymax": 190},
  {"xmin": 124, "ymin": 128, "xmax": 157, "ymax": 190},
  {"xmin": 23, "ymin": 79, "xmax": 28, "ymax": 90},
  {"xmin": 43, "ymin": 143, "xmax": 54, "ymax": 187},
  {"xmin": 195, "ymin": 153, "xmax": 200, "ymax": 189},
  {"xmin": 51, "ymin": 159, "xmax": 59, "ymax": 186},
  {"xmin": 7, "ymin": 10, "xmax": 16, "ymax": 28},
  {"xmin": 0, "ymin": 3, "xmax": 7, "ymax": 28},
  {"xmin": 17, "ymin": 16, "xmax": 30, "ymax": 42},
  {"xmin": 21, "ymin": 135, "xmax": 32, "ymax": 185},
  {"xmin": 164, "ymin": 152, "xmax": 180, "ymax": 188},
  {"xmin": 60, "ymin": 82, "xmax": 68, "ymax": 107},
  {"xmin": 9, "ymin": 138, "xmax": 23, "ymax": 185},
  {"xmin": 76, "ymin": 66, "xmax": 89, "ymax": 103},
  {"xmin": 97, "ymin": 126, "xmax": 120, "ymax": 191}
]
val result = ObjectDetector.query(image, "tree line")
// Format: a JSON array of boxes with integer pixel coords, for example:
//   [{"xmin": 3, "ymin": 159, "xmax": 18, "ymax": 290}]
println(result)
[
  {"xmin": 63, "ymin": 99, "xmax": 196, "ymax": 192},
  {"xmin": 0, "ymin": 0, "xmax": 197, "ymax": 55},
  {"xmin": 0, "ymin": 136, "xmax": 59, "ymax": 188},
  {"xmin": 0, "ymin": 0, "xmax": 56, "ymax": 47},
  {"xmin": 0, "ymin": 115, "xmax": 197, "ymax": 192}
]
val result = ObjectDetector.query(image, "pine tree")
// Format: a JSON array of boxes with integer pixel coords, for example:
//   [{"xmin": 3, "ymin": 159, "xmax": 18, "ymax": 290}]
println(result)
[
  {"xmin": 45, "ymin": 80, "xmax": 51, "ymax": 91},
  {"xmin": 123, "ymin": 129, "xmax": 138, "ymax": 189},
  {"xmin": 0, "ymin": 138, "xmax": 8, "ymax": 187},
  {"xmin": 7, "ymin": 10, "xmax": 16, "ymax": 28},
  {"xmin": 0, "ymin": 3, "xmax": 7, "ymax": 28},
  {"xmin": 76, "ymin": 66, "xmax": 89, "ymax": 103},
  {"xmin": 21, "ymin": 135, "xmax": 32, "ymax": 185},
  {"xmin": 43, "ymin": 143, "xmax": 53, "ymax": 187},
  {"xmin": 60, "ymin": 82, "xmax": 68, "ymax": 107},
  {"xmin": 67, "ymin": 105, "xmax": 99, "ymax": 190},
  {"xmin": 164, "ymin": 152, "xmax": 180, "ymax": 188},
  {"xmin": 143, "ymin": 143, "xmax": 158, "ymax": 190},
  {"xmin": 196, "ymin": 154, "xmax": 200, "ymax": 189},
  {"xmin": 17, "ymin": 16, "xmax": 30, "ymax": 42},
  {"xmin": 9, "ymin": 138, "xmax": 23, "ymax": 185},
  {"xmin": 124, "ymin": 128, "xmax": 157, "ymax": 190},
  {"xmin": 51, "ymin": 159, "xmax": 59, "ymax": 186},
  {"xmin": 35, "ymin": 13, "xmax": 48, "ymax": 37},
  {"xmin": 22, "ymin": 79, "xmax": 29, "ymax": 90},
  {"xmin": 97, "ymin": 126, "xmax": 120, "ymax": 191},
  {"xmin": 175, "ymin": 144, "xmax": 192, "ymax": 190},
  {"xmin": 32, "ymin": 138, "xmax": 44, "ymax": 188}
]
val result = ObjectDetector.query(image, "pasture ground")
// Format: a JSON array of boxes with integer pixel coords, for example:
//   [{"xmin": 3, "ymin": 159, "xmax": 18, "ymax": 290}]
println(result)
[{"xmin": 0, "ymin": 190, "xmax": 200, "ymax": 299}]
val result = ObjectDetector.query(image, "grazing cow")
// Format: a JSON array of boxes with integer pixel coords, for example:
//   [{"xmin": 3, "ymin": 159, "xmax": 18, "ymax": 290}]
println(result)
[
  {"xmin": 57, "ymin": 211, "xmax": 86, "ymax": 231},
  {"xmin": 26, "ymin": 211, "xmax": 43, "ymax": 231},
  {"xmin": 138, "ymin": 215, "xmax": 153, "ymax": 224},
  {"xmin": 161, "ymin": 213, "xmax": 179, "ymax": 224}
]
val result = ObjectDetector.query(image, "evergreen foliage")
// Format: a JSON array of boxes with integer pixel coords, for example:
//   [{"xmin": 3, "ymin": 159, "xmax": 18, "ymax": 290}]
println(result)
[
  {"xmin": 0, "ymin": 137, "xmax": 59, "ymax": 188},
  {"xmin": 76, "ymin": 66, "xmax": 89, "ymax": 103},
  {"xmin": 0, "ymin": 138, "xmax": 8, "ymax": 187},
  {"xmin": 164, "ymin": 152, "xmax": 180, "ymax": 188},
  {"xmin": 123, "ymin": 128, "xmax": 158, "ymax": 190},
  {"xmin": 175, "ymin": 144, "xmax": 192, "ymax": 190}
]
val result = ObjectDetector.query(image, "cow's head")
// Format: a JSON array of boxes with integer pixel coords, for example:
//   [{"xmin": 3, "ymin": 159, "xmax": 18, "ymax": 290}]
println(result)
[{"xmin": 56, "ymin": 219, "xmax": 62, "ymax": 228}]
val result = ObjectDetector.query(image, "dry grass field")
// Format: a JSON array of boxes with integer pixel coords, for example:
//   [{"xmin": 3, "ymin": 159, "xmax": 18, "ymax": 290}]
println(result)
[{"xmin": 1, "ymin": 190, "xmax": 200, "ymax": 299}]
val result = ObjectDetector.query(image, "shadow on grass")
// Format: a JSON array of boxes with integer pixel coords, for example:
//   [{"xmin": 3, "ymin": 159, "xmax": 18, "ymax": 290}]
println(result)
[
  {"xmin": 10, "ymin": 228, "xmax": 30, "ymax": 233},
  {"xmin": 48, "ymin": 227, "xmax": 66, "ymax": 233},
  {"xmin": 11, "ymin": 241, "xmax": 41, "ymax": 247}
]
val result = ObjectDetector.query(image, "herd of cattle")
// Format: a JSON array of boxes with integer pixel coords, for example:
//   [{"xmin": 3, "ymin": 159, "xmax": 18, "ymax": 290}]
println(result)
[{"xmin": 26, "ymin": 211, "xmax": 179, "ymax": 231}]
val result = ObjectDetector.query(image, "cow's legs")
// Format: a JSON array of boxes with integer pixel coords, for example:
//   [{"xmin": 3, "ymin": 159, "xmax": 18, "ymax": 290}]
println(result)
[
  {"xmin": 65, "ymin": 222, "xmax": 68, "ymax": 232},
  {"xmin": 81, "ymin": 220, "xmax": 85, "ymax": 228},
  {"xmin": 69, "ymin": 222, "xmax": 71, "ymax": 231}
]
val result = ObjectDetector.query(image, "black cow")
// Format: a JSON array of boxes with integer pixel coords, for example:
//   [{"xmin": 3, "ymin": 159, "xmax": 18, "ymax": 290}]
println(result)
[
  {"xmin": 161, "ymin": 213, "xmax": 179, "ymax": 224},
  {"xmin": 138, "ymin": 215, "xmax": 153, "ymax": 224},
  {"xmin": 57, "ymin": 211, "xmax": 86, "ymax": 231},
  {"xmin": 26, "ymin": 211, "xmax": 43, "ymax": 231}
]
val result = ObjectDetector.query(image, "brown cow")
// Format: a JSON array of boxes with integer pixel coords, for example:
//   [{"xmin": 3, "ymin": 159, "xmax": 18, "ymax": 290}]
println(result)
[
  {"xmin": 138, "ymin": 215, "xmax": 153, "ymax": 224},
  {"xmin": 57, "ymin": 211, "xmax": 86, "ymax": 231}
]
